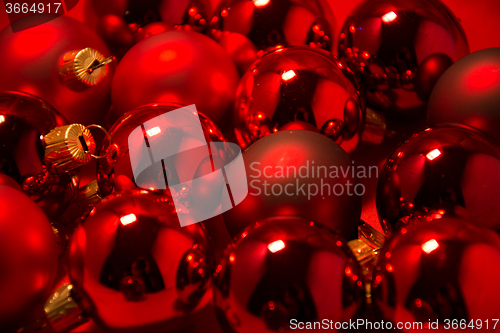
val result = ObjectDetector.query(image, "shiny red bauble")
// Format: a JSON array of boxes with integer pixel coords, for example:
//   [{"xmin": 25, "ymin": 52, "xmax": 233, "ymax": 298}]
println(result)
[
  {"xmin": 338, "ymin": 0, "xmax": 469, "ymax": 118},
  {"xmin": 0, "ymin": 185, "xmax": 58, "ymax": 329},
  {"xmin": 372, "ymin": 218, "xmax": 500, "ymax": 331},
  {"xmin": 214, "ymin": 0, "xmax": 336, "ymax": 53},
  {"xmin": 111, "ymin": 30, "xmax": 239, "ymax": 128},
  {"xmin": 428, "ymin": 47, "xmax": 500, "ymax": 143},
  {"xmin": 234, "ymin": 46, "xmax": 365, "ymax": 154},
  {"xmin": 0, "ymin": 92, "xmax": 79, "ymax": 221},
  {"xmin": 223, "ymin": 130, "xmax": 363, "ymax": 239},
  {"xmin": 376, "ymin": 125, "xmax": 500, "ymax": 231},
  {"xmin": 214, "ymin": 217, "xmax": 365, "ymax": 333},
  {"xmin": 0, "ymin": 16, "xmax": 114, "ymax": 125},
  {"xmin": 97, "ymin": 103, "xmax": 227, "ymax": 197},
  {"xmin": 69, "ymin": 190, "xmax": 214, "ymax": 332}
]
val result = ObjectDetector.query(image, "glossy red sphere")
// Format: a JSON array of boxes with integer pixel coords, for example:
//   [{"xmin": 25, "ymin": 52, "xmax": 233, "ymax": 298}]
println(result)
[
  {"xmin": 223, "ymin": 130, "xmax": 363, "ymax": 239},
  {"xmin": 214, "ymin": 217, "xmax": 365, "ymax": 333},
  {"xmin": 338, "ymin": 0, "xmax": 469, "ymax": 118},
  {"xmin": 0, "ymin": 185, "xmax": 58, "ymax": 329},
  {"xmin": 69, "ymin": 190, "xmax": 214, "ymax": 332},
  {"xmin": 376, "ymin": 125, "xmax": 500, "ymax": 231},
  {"xmin": 214, "ymin": 0, "xmax": 336, "ymax": 53},
  {"xmin": 0, "ymin": 16, "xmax": 114, "ymax": 125},
  {"xmin": 110, "ymin": 30, "xmax": 239, "ymax": 128},
  {"xmin": 372, "ymin": 218, "xmax": 500, "ymax": 331},
  {"xmin": 234, "ymin": 46, "xmax": 365, "ymax": 153},
  {"xmin": 0, "ymin": 92, "xmax": 79, "ymax": 220}
]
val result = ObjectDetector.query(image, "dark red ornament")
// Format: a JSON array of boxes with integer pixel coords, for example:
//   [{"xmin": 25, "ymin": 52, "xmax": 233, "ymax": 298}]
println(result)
[
  {"xmin": 338, "ymin": 0, "xmax": 469, "ymax": 118},
  {"xmin": 213, "ymin": 31, "xmax": 259, "ymax": 75},
  {"xmin": 0, "ymin": 92, "xmax": 80, "ymax": 221},
  {"xmin": 427, "ymin": 47, "xmax": 500, "ymax": 143},
  {"xmin": 376, "ymin": 125, "xmax": 500, "ymax": 231},
  {"xmin": 234, "ymin": 46, "xmax": 365, "ymax": 153},
  {"xmin": 213, "ymin": 0, "xmax": 336, "ymax": 53},
  {"xmin": 69, "ymin": 190, "xmax": 214, "ymax": 332},
  {"xmin": 110, "ymin": 31, "xmax": 239, "ymax": 128},
  {"xmin": 372, "ymin": 218, "xmax": 500, "ymax": 331},
  {"xmin": 214, "ymin": 217, "xmax": 365, "ymax": 333},
  {"xmin": 223, "ymin": 130, "xmax": 363, "ymax": 239},
  {"xmin": 0, "ymin": 185, "xmax": 58, "ymax": 330},
  {"xmin": 135, "ymin": 21, "xmax": 172, "ymax": 42},
  {"xmin": 0, "ymin": 16, "xmax": 114, "ymax": 125}
]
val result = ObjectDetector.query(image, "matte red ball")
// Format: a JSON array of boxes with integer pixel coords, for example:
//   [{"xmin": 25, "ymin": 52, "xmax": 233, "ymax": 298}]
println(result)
[
  {"xmin": 0, "ymin": 16, "xmax": 114, "ymax": 125},
  {"xmin": 0, "ymin": 185, "xmax": 58, "ymax": 329},
  {"xmin": 427, "ymin": 48, "xmax": 500, "ymax": 143},
  {"xmin": 223, "ymin": 130, "xmax": 363, "ymax": 239},
  {"xmin": 96, "ymin": 14, "xmax": 135, "ymax": 58},
  {"xmin": 111, "ymin": 31, "xmax": 239, "ymax": 128}
]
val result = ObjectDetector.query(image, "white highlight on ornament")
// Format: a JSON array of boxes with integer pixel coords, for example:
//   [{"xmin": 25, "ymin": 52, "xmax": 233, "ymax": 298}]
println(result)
[
  {"xmin": 268, "ymin": 240, "xmax": 286, "ymax": 253},
  {"xmin": 0, "ymin": 115, "xmax": 4, "ymax": 123},
  {"xmin": 120, "ymin": 213, "xmax": 137, "ymax": 226},
  {"xmin": 254, "ymin": 0, "xmax": 270, "ymax": 8},
  {"xmin": 146, "ymin": 126, "xmax": 161, "ymax": 137},
  {"xmin": 282, "ymin": 70, "xmax": 296, "ymax": 81},
  {"xmin": 426, "ymin": 148, "xmax": 442, "ymax": 161},
  {"xmin": 422, "ymin": 239, "xmax": 439, "ymax": 254},
  {"xmin": 382, "ymin": 11, "xmax": 397, "ymax": 23}
]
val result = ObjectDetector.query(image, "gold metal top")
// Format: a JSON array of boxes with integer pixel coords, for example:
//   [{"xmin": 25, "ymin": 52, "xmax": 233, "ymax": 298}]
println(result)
[
  {"xmin": 361, "ymin": 107, "xmax": 387, "ymax": 145},
  {"xmin": 45, "ymin": 284, "xmax": 88, "ymax": 332},
  {"xmin": 60, "ymin": 48, "xmax": 113, "ymax": 86},
  {"xmin": 77, "ymin": 180, "xmax": 102, "ymax": 208},
  {"xmin": 44, "ymin": 124, "xmax": 96, "ymax": 173}
]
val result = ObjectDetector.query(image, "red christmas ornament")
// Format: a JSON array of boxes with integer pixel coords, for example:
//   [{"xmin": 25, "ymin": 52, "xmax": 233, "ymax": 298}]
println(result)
[
  {"xmin": 135, "ymin": 21, "xmax": 173, "ymax": 43},
  {"xmin": 372, "ymin": 218, "xmax": 500, "ymax": 330},
  {"xmin": 98, "ymin": 103, "xmax": 227, "ymax": 197},
  {"xmin": 376, "ymin": 125, "xmax": 500, "ymax": 231},
  {"xmin": 213, "ymin": 31, "xmax": 259, "ymax": 75},
  {"xmin": 234, "ymin": 46, "xmax": 365, "ymax": 153},
  {"xmin": 213, "ymin": 0, "xmax": 336, "ymax": 53},
  {"xmin": 338, "ymin": 0, "xmax": 469, "ymax": 118},
  {"xmin": 214, "ymin": 217, "xmax": 365, "ymax": 333},
  {"xmin": 110, "ymin": 31, "xmax": 239, "ymax": 128},
  {"xmin": 0, "ymin": 174, "xmax": 22, "ymax": 190},
  {"xmin": 159, "ymin": 0, "xmax": 216, "ymax": 32},
  {"xmin": 95, "ymin": 14, "xmax": 135, "ymax": 59},
  {"xmin": 0, "ymin": 185, "xmax": 58, "ymax": 329},
  {"xmin": 0, "ymin": 92, "xmax": 81, "ymax": 221},
  {"xmin": 223, "ymin": 130, "xmax": 363, "ymax": 240},
  {"xmin": 0, "ymin": 16, "xmax": 114, "ymax": 125},
  {"xmin": 68, "ymin": 190, "xmax": 214, "ymax": 332},
  {"xmin": 427, "ymin": 48, "xmax": 500, "ymax": 143}
]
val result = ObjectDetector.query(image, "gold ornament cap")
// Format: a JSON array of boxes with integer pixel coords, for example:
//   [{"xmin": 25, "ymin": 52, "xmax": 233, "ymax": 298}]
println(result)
[
  {"xmin": 45, "ymin": 284, "xmax": 88, "ymax": 333},
  {"xmin": 60, "ymin": 48, "xmax": 113, "ymax": 87},
  {"xmin": 44, "ymin": 124, "xmax": 96, "ymax": 173}
]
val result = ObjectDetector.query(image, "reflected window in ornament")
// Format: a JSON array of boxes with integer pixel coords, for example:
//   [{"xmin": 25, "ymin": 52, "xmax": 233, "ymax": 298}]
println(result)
[
  {"xmin": 268, "ymin": 240, "xmax": 285, "ymax": 253},
  {"xmin": 422, "ymin": 239, "xmax": 439, "ymax": 254},
  {"xmin": 146, "ymin": 126, "xmax": 161, "ymax": 137},
  {"xmin": 282, "ymin": 70, "xmax": 296, "ymax": 81},
  {"xmin": 120, "ymin": 213, "xmax": 137, "ymax": 226},
  {"xmin": 426, "ymin": 149, "xmax": 442, "ymax": 161},
  {"xmin": 382, "ymin": 11, "xmax": 397, "ymax": 23},
  {"xmin": 253, "ymin": 0, "xmax": 270, "ymax": 8}
]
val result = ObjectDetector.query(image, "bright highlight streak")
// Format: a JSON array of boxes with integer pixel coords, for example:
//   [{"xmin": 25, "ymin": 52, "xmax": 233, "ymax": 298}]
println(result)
[
  {"xmin": 268, "ymin": 240, "xmax": 285, "ymax": 253},
  {"xmin": 120, "ymin": 213, "xmax": 137, "ymax": 226},
  {"xmin": 282, "ymin": 70, "xmax": 296, "ymax": 81},
  {"xmin": 146, "ymin": 126, "xmax": 161, "ymax": 137},
  {"xmin": 254, "ymin": 0, "xmax": 270, "ymax": 8},
  {"xmin": 422, "ymin": 239, "xmax": 439, "ymax": 254},
  {"xmin": 0, "ymin": 115, "xmax": 4, "ymax": 123},
  {"xmin": 382, "ymin": 11, "xmax": 397, "ymax": 23},
  {"xmin": 426, "ymin": 149, "xmax": 442, "ymax": 161}
]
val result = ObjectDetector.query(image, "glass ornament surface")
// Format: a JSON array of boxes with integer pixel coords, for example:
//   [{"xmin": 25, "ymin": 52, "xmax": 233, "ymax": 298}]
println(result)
[
  {"xmin": 234, "ymin": 46, "xmax": 365, "ymax": 154},
  {"xmin": 214, "ymin": 217, "xmax": 365, "ymax": 333}
]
